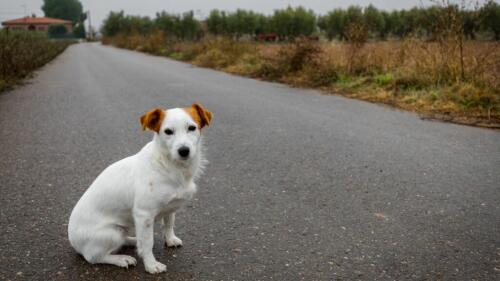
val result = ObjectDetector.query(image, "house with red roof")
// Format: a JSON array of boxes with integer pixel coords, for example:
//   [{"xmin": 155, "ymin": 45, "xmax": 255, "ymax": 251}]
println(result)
[{"xmin": 1, "ymin": 16, "xmax": 73, "ymax": 33}]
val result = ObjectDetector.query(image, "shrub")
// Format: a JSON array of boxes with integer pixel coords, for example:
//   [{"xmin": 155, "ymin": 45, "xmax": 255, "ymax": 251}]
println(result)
[
  {"xmin": 375, "ymin": 73, "xmax": 393, "ymax": 87},
  {"xmin": 281, "ymin": 38, "xmax": 321, "ymax": 72},
  {"xmin": 0, "ymin": 30, "xmax": 73, "ymax": 91},
  {"xmin": 48, "ymin": 24, "xmax": 68, "ymax": 38},
  {"xmin": 194, "ymin": 37, "xmax": 254, "ymax": 69},
  {"xmin": 73, "ymin": 22, "xmax": 86, "ymax": 38},
  {"xmin": 344, "ymin": 22, "xmax": 368, "ymax": 74}
]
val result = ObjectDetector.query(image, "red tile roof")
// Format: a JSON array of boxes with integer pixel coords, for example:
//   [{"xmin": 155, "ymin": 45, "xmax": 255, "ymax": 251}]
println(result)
[{"xmin": 2, "ymin": 17, "xmax": 72, "ymax": 25}]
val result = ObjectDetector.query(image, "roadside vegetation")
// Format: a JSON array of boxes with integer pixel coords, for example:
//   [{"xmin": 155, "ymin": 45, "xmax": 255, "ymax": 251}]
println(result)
[
  {"xmin": 101, "ymin": 1, "xmax": 500, "ymax": 127},
  {"xmin": 0, "ymin": 30, "xmax": 73, "ymax": 92}
]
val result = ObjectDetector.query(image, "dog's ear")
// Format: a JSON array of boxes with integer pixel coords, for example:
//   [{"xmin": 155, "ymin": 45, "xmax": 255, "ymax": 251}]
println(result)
[
  {"xmin": 191, "ymin": 103, "xmax": 212, "ymax": 128},
  {"xmin": 140, "ymin": 108, "xmax": 165, "ymax": 133}
]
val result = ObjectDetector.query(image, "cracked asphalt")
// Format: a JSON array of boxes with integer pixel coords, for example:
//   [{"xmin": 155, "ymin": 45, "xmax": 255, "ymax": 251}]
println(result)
[{"xmin": 0, "ymin": 43, "xmax": 499, "ymax": 280}]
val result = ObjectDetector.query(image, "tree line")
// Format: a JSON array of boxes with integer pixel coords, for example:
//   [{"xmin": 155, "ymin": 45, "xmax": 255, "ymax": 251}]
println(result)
[{"xmin": 101, "ymin": 1, "xmax": 500, "ymax": 41}]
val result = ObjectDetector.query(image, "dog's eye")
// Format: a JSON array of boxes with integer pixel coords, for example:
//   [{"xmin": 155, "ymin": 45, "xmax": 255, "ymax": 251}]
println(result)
[
  {"xmin": 164, "ymin": 129, "xmax": 174, "ymax": 135},
  {"xmin": 188, "ymin": 125, "xmax": 196, "ymax": 132}
]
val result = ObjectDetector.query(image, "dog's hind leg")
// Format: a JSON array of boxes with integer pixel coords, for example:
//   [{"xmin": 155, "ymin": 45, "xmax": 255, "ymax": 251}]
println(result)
[
  {"xmin": 99, "ymin": 254, "xmax": 137, "ymax": 268},
  {"xmin": 81, "ymin": 226, "xmax": 137, "ymax": 268}
]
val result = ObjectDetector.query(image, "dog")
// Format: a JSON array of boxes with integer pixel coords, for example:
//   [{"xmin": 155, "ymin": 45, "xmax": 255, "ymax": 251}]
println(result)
[{"xmin": 68, "ymin": 103, "xmax": 212, "ymax": 274}]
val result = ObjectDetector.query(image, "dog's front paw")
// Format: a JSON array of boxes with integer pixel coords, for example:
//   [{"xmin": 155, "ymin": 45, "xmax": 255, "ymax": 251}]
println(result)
[
  {"xmin": 145, "ymin": 260, "xmax": 167, "ymax": 274},
  {"xmin": 165, "ymin": 235, "xmax": 183, "ymax": 247}
]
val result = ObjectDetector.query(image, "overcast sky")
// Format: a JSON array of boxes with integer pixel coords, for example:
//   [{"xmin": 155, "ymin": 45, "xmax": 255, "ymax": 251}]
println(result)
[{"xmin": 0, "ymin": 0, "xmax": 466, "ymax": 30}]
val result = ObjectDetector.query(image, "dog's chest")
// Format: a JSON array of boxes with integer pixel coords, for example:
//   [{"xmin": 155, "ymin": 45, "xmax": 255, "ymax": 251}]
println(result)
[{"xmin": 157, "ymin": 181, "xmax": 196, "ymax": 213}]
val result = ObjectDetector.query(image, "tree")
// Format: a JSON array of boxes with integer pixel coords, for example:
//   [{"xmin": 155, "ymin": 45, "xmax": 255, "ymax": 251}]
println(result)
[
  {"xmin": 345, "ymin": 6, "xmax": 364, "ymax": 25},
  {"xmin": 481, "ymin": 0, "xmax": 500, "ymax": 40},
  {"xmin": 207, "ymin": 10, "xmax": 224, "ymax": 35},
  {"xmin": 318, "ymin": 9, "xmax": 346, "ymax": 40},
  {"xmin": 101, "ymin": 11, "xmax": 125, "ymax": 37},
  {"xmin": 48, "ymin": 24, "xmax": 68, "ymax": 38},
  {"xmin": 178, "ymin": 11, "xmax": 201, "ymax": 40},
  {"xmin": 42, "ymin": 0, "xmax": 84, "ymax": 23},
  {"xmin": 73, "ymin": 22, "xmax": 86, "ymax": 38},
  {"xmin": 271, "ymin": 8, "xmax": 292, "ymax": 39},
  {"xmin": 364, "ymin": 5, "xmax": 385, "ymax": 38},
  {"xmin": 271, "ymin": 6, "xmax": 316, "ymax": 40},
  {"xmin": 379, "ymin": 11, "xmax": 393, "ymax": 39}
]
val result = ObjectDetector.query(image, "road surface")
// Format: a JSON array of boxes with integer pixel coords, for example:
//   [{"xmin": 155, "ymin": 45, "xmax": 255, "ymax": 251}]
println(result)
[{"xmin": 1, "ymin": 43, "xmax": 499, "ymax": 280}]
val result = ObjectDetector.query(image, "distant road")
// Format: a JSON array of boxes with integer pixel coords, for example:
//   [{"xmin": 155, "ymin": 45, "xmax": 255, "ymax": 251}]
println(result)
[{"xmin": 1, "ymin": 43, "xmax": 499, "ymax": 280}]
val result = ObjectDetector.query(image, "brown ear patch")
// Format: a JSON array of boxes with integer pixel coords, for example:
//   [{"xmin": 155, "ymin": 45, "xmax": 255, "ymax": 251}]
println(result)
[
  {"xmin": 184, "ymin": 103, "xmax": 213, "ymax": 129},
  {"xmin": 140, "ymin": 108, "xmax": 165, "ymax": 133}
]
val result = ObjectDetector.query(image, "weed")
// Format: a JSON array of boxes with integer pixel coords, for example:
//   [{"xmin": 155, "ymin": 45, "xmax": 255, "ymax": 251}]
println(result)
[{"xmin": 375, "ymin": 73, "xmax": 394, "ymax": 87}]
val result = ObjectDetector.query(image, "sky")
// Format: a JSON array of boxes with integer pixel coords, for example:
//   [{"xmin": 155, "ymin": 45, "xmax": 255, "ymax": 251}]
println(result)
[{"xmin": 0, "ymin": 0, "xmax": 446, "ymax": 31}]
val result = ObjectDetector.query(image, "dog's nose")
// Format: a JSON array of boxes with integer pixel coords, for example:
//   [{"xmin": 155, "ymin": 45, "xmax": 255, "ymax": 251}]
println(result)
[{"xmin": 178, "ymin": 146, "xmax": 190, "ymax": 158}]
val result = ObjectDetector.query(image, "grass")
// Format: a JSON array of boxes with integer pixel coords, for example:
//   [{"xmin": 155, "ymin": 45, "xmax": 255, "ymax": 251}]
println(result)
[
  {"xmin": 103, "ymin": 34, "xmax": 500, "ymax": 127},
  {"xmin": 0, "ymin": 30, "xmax": 74, "ymax": 92}
]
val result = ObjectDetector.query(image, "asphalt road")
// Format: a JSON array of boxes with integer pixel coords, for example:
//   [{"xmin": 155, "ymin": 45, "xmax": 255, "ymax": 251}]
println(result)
[{"xmin": 1, "ymin": 43, "xmax": 499, "ymax": 281}]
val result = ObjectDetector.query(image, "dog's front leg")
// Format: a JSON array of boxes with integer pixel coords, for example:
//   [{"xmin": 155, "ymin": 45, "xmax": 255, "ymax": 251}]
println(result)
[
  {"xmin": 163, "ymin": 213, "xmax": 183, "ymax": 247},
  {"xmin": 134, "ymin": 210, "xmax": 166, "ymax": 274}
]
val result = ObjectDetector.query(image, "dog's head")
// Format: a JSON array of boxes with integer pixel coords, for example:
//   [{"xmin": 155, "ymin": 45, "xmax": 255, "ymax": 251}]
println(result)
[{"xmin": 140, "ymin": 103, "xmax": 212, "ymax": 162}]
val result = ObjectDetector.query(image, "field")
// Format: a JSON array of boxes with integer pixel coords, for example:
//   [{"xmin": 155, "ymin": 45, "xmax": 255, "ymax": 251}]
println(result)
[
  {"xmin": 0, "ymin": 30, "xmax": 74, "ymax": 92},
  {"xmin": 103, "ymin": 33, "xmax": 500, "ymax": 127}
]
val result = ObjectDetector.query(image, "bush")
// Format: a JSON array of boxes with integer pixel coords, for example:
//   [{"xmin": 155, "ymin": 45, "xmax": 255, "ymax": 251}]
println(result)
[
  {"xmin": 48, "ymin": 24, "xmax": 68, "ymax": 38},
  {"xmin": 255, "ymin": 38, "xmax": 321, "ymax": 80},
  {"xmin": 194, "ymin": 37, "xmax": 254, "ymax": 69},
  {"xmin": 375, "ymin": 73, "xmax": 393, "ymax": 87},
  {"xmin": 73, "ymin": 22, "xmax": 86, "ymax": 38},
  {"xmin": 0, "ymin": 30, "xmax": 73, "ymax": 91}
]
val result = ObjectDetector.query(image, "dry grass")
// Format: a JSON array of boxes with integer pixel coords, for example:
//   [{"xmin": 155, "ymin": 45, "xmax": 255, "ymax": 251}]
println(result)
[{"xmin": 103, "ymin": 34, "xmax": 500, "ymax": 127}]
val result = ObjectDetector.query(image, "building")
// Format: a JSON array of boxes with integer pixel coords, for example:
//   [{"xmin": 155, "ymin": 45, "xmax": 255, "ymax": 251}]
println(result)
[{"xmin": 1, "ymin": 16, "xmax": 73, "ymax": 33}]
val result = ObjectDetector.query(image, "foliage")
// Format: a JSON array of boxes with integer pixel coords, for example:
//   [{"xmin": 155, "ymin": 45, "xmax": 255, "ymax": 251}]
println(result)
[
  {"xmin": 318, "ymin": 9, "xmax": 346, "ymax": 40},
  {"xmin": 317, "ymin": 2, "xmax": 499, "ymax": 41},
  {"xmin": 480, "ymin": 0, "xmax": 500, "ymax": 40},
  {"xmin": 73, "ymin": 22, "xmax": 86, "ymax": 38},
  {"xmin": 48, "ymin": 24, "xmax": 68, "ymax": 38},
  {"xmin": 101, "ymin": 10, "xmax": 201, "ymax": 41},
  {"xmin": 0, "ymin": 30, "xmax": 73, "ymax": 92},
  {"xmin": 271, "ymin": 6, "xmax": 316, "ymax": 40},
  {"xmin": 42, "ymin": 0, "xmax": 85, "ymax": 23},
  {"xmin": 103, "ymin": 2, "xmax": 500, "ymax": 41}
]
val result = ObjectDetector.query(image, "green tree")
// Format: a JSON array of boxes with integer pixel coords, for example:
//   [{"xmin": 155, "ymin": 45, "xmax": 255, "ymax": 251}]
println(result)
[
  {"xmin": 73, "ymin": 22, "xmax": 86, "ymax": 38},
  {"xmin": 255, "ymin": 14, "xmax": 270, "ymax": 34},
  {"xmin": 318, "ymin": 9, "xmax": 346, "ymax": 40},
  {"xmin": 379, "ymin": 11, "xmax": 393, "ymax": 39},
  {"xmin": 101, "ymin": 11, "xmax": 125, "ymax": 37},
  {"xmin": 207, "ymin": 10, "xmax": 225, "ymax": 35},
  {"xmin": 155, "ymin": 11, "xmax": 178, "ymax": 36},
  {"xmin": 48, "ymin": 24, "xmax": 68, "ymax": 38},
  {"xmin": 154, "ymin": 11, "xmax": 200, "ymax": 40},
  {"xmin": 481, "ymin": 0, "xmax": 500, "ymax": 40},
  {"xmin": 364, "ymin": 5, "xmax": 385, "ymax": 38},
  {"xmin": 271, "ymin": 6, "xmax": 316, "ymax": 40},
  {"xmin": 42, "ymin": 0, "xmax": 84, "ymax": 23},
  {"xmin": 178, "ymin": 11, "xmax": 201, "ymax": 40},
  {"xmin": 345, "ymin": 6, "xmax": 364, "ymax": 25}
]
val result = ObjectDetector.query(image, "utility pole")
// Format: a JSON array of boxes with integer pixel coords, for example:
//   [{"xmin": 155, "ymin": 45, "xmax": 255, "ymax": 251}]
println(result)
[{"xmin": 87, "ymin": 10, "xmax": 92, "ymax": 40}]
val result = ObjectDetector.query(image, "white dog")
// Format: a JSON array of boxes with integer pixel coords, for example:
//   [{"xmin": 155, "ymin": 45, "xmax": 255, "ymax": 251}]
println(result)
[{"xmin": 68, "ymin": 103, "xmax": 212, "ymax": 274}]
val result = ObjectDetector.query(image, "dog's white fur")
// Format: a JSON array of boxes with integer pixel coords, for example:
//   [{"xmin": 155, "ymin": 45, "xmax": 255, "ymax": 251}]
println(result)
[{"xmin": 68, "ymin": 104, "xmax": 212, "ymax": 274}]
